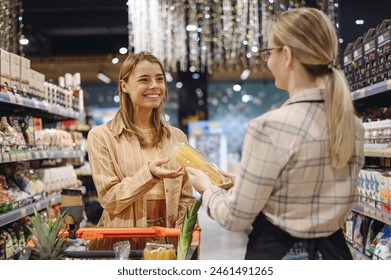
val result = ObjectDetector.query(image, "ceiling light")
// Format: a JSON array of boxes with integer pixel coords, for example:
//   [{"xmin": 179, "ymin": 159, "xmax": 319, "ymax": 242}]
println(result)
[
  {"xmin": 97, "ymin": 72, "xmax": 111, "ymax": 84},
  {"xmin": 233, "ymin": 84, "xmax": 241, "ymax": 92},
  {"xmin": 112, "ymin": 57, "xmax": 119, "ymax": 64},
  {"xmin": 119, "ymin": 47, "xmax": 128, "ymax": 54},
  {"xmin": 186, "ymin": 25, "xmax": 197, "ymax": 32},
  {"xmin": 19, "ymin": 35, "xmax": 29, "ymax": 45},
  {"xmin": 355, "ymin": 20, "xmax": 364, "ymax": 25},
  {"xmin": 165, "ymin": 71, "xmax": 173, "ymax": 82},
  {"xmin": 240, "ymin": 69, "xmax": 251, "ymax": 80}
]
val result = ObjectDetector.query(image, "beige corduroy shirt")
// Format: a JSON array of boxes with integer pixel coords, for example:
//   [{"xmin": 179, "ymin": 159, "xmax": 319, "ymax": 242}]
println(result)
[{"xmin": 87, "ymin": 114, "xmax": 194, "ymax": 249}]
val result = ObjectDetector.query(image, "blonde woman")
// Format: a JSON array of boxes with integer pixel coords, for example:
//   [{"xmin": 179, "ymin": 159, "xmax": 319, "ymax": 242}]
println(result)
[
  {"xmin": 187, "ymin": 7, "xmax": 364, "ymax": 259},
  {"xmin": 87, "ymin": 52, "xmax": 194, "ymax": 250}
]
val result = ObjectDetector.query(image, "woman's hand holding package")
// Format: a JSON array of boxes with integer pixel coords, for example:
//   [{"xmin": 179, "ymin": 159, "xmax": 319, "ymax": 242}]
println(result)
[
  {"xmin": 149, "ymin": 158, "xmax": 185, "ymax": 179},
  {"xmin": 186, "ymin": 166, "xmax": 212, "ymax": 194},
  {"xmin": 218, "ymin": 169, "xmax": 236, "ymax": 183}
]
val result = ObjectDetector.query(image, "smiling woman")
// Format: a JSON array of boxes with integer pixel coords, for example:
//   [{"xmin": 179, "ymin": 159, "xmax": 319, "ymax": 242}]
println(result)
[
  {"xmin": 87, "ymin": 51, "xmax": 195, "ymax": 250},
  {"xmin": 120, "ymin": 60, "xmax": 166, "ymax": 117}
]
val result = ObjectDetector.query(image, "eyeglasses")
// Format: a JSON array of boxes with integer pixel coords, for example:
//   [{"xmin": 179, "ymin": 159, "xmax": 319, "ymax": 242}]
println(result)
[{"xmin": 259, "ymin": 47, "xmax": 282, "ymax": 61}]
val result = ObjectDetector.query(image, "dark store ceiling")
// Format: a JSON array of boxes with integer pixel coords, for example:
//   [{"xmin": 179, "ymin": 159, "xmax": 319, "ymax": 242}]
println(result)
[{"xmin": 20, "ymin": 0, "xmax": 391, "ymax": 84}]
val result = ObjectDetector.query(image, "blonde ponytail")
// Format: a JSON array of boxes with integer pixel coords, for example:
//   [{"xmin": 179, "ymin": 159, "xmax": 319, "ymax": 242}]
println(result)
[{"xmin": 324, "ymin": 67, "xmax": 355, "ymax": 169}]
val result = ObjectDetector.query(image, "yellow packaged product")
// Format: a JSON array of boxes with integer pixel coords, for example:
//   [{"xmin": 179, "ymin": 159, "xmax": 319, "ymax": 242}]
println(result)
[
  {"xmin": 143, "ymin": 243, "xmax": 176, "ymax": 260},
  {"xmin": 172, "ymin": 142, "xmax": 233, "ymax": 189}
]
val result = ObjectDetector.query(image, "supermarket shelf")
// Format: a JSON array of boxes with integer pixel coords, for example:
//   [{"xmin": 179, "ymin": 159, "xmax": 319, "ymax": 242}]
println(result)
[
  {"xmin": 0, "ymin": 91, "xmax": 85, "ymax": 121},
  {"xmin": 352, "ymin": 79, "xmax": 391, "ymax": 101},
  {"xmin": 0, "ymin": 150, "xmax": 85, "ymax": 164},
  {"xmin": 353, "ymin": 203, "xmax": 391, "ymax": 225},
  {"xmin": 347, "ymin": 243, "xmax": 371, "ymax": 260},
  {"xmin": 0, "ymin": 194, "xmax": 61, "ymax": 227},
  {"xmin": 364, "ymin": 147, "xmax": 391, "ymax": 157}
]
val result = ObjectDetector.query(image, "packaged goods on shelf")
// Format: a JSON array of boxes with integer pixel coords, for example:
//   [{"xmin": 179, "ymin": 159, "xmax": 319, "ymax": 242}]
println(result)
[
  {"xmin": 352, "ymin": 36, "xmax": 364, "ymax": 90},
  {"xmin": 363, "ymin": 28, "xmax": 377, "ymax": 87},
  {"xmin": 0, "ymin": 48, "xmax": 10, "ymax": 93},
  {"xmin": 9, "ymin": 53, "xmax": 20, "ymax": 94},
  {"xmin": 19, "ymin": 57, "xmax": 30, "ymax": 97},
  {"xmin": 377, "ymin": 19, "xmax": 391, "ymax": 82}
]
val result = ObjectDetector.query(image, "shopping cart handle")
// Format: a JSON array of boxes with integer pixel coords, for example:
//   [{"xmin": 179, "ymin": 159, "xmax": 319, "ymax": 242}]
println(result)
[{"xmin": 61, "ymin": 226, "xmax": 201, "ymax": 241}]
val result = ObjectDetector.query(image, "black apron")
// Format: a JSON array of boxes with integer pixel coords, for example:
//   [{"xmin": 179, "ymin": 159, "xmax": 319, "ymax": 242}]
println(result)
[{"xmin": 245, "ymin": 212, "xmax": 353, "ymax": 260}]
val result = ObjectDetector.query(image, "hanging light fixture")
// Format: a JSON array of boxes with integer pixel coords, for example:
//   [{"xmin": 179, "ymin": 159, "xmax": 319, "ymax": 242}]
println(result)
[
  {"xmin": 127, "ymin": 0, "xmax": 338, "ymax": 74},
  {"xmin": 97, "ymin": 72, "xmax": 111, "ymax": 84}
]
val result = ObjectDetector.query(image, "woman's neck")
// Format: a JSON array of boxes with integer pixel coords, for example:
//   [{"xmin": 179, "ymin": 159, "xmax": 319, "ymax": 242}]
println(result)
[{"xmin": 133, "ymin": 108, "xmax": 153, "ymax": 128}]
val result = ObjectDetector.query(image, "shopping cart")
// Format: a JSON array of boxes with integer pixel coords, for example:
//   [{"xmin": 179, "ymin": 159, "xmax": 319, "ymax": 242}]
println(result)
[
  {"xmin": 25, "ymin": 189, "xmax": 200, "ymax": 260},
  {"xmin": 62, "ymin": 226, "xmax": 201, "ymax": 260}
]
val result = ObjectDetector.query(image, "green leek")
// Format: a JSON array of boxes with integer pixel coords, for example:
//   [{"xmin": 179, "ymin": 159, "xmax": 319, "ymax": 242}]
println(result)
[{"xmin": 176, "ymin": 198, "xmax": 202, "ymax": 260}]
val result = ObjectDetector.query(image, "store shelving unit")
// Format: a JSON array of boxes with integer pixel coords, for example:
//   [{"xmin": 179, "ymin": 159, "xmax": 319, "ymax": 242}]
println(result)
[
  {"xmin": 0, "ymin": 90, "xmax": 85, "ymax": 239},
  {"xmin": 0, "ymin": 91, "xmax": 85, "ymax": 121},
  {"xmin": 0, "ymin": 193, "xmax": 61, "ymax": 227},
  {"xmin": 351, "ymin": 78, "xmax": 391, "ymax": 260},
  {"xmin": 0, "ymin": 150, "xmax": 85, "ymax": 164},
  {"xmin": 348, "ymin": 244, "xmax": 372, "ymax": 260},
  {"xmin": 352, "ymin": 79, "xmax": 391, "ymax": 101},
  {"xmin": 353, "ymin": 203, "xmax": 391, "ymax": 226}
]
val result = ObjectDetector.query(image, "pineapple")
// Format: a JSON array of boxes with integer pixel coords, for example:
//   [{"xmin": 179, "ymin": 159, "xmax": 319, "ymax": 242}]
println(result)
[{"xmin": 24, "ymin": 210, "xmax": 67, "ymax": 260}]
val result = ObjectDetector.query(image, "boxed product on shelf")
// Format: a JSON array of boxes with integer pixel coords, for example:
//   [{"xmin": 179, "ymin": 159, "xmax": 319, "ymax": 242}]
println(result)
[
  {"xmin": 33, "ymin": 118, "xmax": 43, "ymax": 150},
  {"xmin": 376, "ymin": 19, "xmax": 391, "ymax": 82},
  {"xmin": 19, "ymin": 57, "xmax": 30, "ymax": 97},
  {"xmin": 343, "ymin": 42, "xmax": 354, "ymax": 88},
  {"xmin": 373, "ymin": 224, "xmax": 391, "ymax": 259},
  {"xmin": 352, "ymin": 36, "xmax": 364, "ymax": 90},
  {"xmin": 364, "ymin": 219, "xmax": 384, "ymax": 257},
  {"xmin": 363, "ymin": 28, "xmax": 377, "ymax": 86},
  {"xmin": 357, "ymin": 169, "xmax": 365, "ymax": 202},
  {"xmin": 352, "ymin": 214, "xmax": 369, "ymax": 253},
  {"xmin": 29, "ymin": 69, "xmax": 37, "ymax": 99},
  {"xmin": 0, "ymin": 48, "xmax": 10, "ymax": 93},
  {"xmin": 359, "ymin": 168, "xmax": 390, "ymax": 210},
  {"xmin": 379, "ymin": 172, "xmax": 390, "ymax": 212},
  {"xmin": 35, "ymin": 72, "xmax": 45, "ymax": 101},
  {"xmin": 9, "ymin": 53, "xmax": 20, "ymax": 94}
]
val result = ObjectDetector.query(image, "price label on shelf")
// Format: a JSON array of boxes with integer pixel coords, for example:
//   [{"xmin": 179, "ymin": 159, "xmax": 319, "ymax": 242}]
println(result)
[
  {"xmin": 33, "ymin": 99, "xmax": 40, "ymax": 108},
  {"xmin": 34, "ymin": 151, "xmax": 41, "ymax": 159},
  {"xmin": 10, "ymin": 153, "xmax": 17, "ymax": 162},
  {"xmin": 16, "ymin": 153, "xmax": 26, "ymax": 161},
  {"xmin": 16, "ymin": 96, "xmax": 24, "ymax": 105},
  {"xmin": 363, "ymin": 206, "xmax": 370, "ymax": 216},
  {"xmin": 359, "ymin": 89, "xmax": 366, "ymax": 98},
  {"xmin": 26, "ymin": 152, "xmax": 32, "ymax": 160},
  {"xmin": 20, "ymin": 208, "xmax": 27, "ymax": 218},
  {"xmin": 7, "ymin": 92, "xmax": 16, "ymax": 103}
]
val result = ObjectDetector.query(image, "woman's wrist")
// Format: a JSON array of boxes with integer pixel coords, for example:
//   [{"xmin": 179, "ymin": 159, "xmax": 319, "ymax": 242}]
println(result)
[{"xmin": 148, "ymin": 162, "xmax": 160, "ymax": 179}]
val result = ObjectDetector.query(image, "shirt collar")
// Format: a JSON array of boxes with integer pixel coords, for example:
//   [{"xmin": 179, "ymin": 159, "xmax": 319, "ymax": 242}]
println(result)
[
  {"xmin": 107, "ymin": 113, "xmax": 127, "ymax": 137},
  {"xmin": 282, "ymin": 88, "xmax": 324, "ymax": 107}
]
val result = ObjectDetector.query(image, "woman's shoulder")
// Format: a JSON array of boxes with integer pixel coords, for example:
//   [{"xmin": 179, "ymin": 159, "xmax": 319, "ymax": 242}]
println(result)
[
  {"xmin": 87, "ymin": 123, "xmax": 111, "ymax": 140},
  {"xmin": 250, "ymin": 107, "xmax": 287, "ymax": 127},
  {"xmin": 89, "ymin": 123, "xmax": 109, "ymax": 134},
  {"xmin": 166, "ymin": 124, "xmax": 185, "ymax": 135},
  {"xmin": 165, "ymin": 124, "xmax": 188, "ymax": 142}
]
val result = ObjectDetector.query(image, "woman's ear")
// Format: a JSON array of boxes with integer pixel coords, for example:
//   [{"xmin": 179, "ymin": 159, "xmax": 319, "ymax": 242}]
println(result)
[
  {"xmin": 120, "ymin": 80, "xmax": 128, "ymax": 93},
  {"xmin": 282, "ymin": 46, "xmax": 293, "ymax": 69}
]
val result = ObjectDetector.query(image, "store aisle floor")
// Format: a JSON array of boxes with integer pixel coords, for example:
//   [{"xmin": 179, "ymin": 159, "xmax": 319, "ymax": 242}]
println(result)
[{"xmin": 197, "ymin": 206, "xmax": 248, "ymax": 260}]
